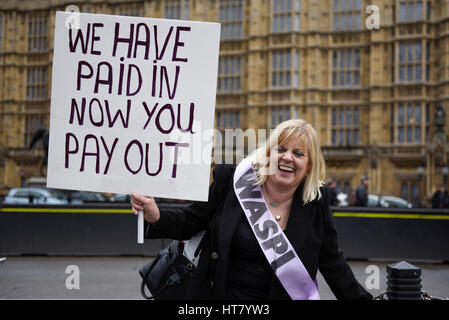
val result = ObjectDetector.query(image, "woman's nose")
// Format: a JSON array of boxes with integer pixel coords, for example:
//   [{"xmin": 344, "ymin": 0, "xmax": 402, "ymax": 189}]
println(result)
[{"xmin": 282, "ymin": 151, "xmax": 293, "ymax": 161}]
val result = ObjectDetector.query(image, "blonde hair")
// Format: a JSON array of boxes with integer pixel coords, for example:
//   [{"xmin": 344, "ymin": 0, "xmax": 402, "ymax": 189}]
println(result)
[{"xmin": 248, "ymin": 119, "xmax": 326, "ymax": 204}]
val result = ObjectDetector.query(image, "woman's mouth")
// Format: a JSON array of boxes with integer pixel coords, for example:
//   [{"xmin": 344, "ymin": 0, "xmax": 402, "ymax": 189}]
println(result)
[{"xmin": 278, "ymin": 165, "xmax": 294, "ymax": 173}]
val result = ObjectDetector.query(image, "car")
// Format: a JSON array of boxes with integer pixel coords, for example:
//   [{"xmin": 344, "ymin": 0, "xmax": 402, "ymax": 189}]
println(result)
[
  {"xmin": 68, "ymin": 191, "xmax": 110, "ymax": 203},
  {"xmin": 110, "ymin": 194, "xmax": 131, "ymax": 203},
  {"xmin": 367, "ymin": 194, "xmax": 389, "ymax": 207},
  {"xmin": 380, "ymin": 195, "xmax": 413, "ymax": 208},
  {"xmin": 109, "ymin": 194, "xmax": 189, "ymax": 204},
  {"xmin": 3, "ymin": 188, "xmax": 68, "ymax": 205},
  {"xmin": 336, "ymin": 193, "xmax": 389, "ymax": 207}
]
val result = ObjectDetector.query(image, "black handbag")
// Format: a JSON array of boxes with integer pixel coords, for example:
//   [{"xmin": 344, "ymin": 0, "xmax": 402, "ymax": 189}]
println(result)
[
  {"xmin": 139, "ymin": 239, "xmax": 201, "ymax": 300},
  {"xmin": 139, "ymin": 171, "xmax": 231, "ymax": 300}
]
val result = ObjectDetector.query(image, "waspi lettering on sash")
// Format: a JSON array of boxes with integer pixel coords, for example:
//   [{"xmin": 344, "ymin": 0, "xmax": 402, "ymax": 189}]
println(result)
[{"xmin": 233, "ymin": 158, "xmax": 320, "ymax": 300}]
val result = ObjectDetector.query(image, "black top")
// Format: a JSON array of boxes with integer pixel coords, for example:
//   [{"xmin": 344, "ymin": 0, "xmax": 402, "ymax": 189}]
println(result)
[{"xmin": 225, "ymin": 214, "xmax": 274, "ymax": 299}]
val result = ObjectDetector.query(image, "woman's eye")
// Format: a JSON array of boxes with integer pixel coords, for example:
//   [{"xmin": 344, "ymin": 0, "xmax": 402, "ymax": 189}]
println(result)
[
  {"xmin": 275, "ymin": 147, "xmax": 285, "ymax": 152},
  {"xmin": 294, "ymin": 151, "xmax": 305, "ymax": 157}
]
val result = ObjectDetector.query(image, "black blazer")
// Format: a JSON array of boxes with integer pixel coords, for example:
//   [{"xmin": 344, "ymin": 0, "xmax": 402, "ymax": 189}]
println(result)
[{"xmin": 146, "ymin": 165, "xmax": 372, "ymax": 300}]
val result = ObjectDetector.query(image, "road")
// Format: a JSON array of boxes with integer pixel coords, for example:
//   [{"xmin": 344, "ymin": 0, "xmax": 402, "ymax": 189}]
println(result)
[{"xmin": 1, "ymin": 256, "xmax": 448, "ymax": 300}]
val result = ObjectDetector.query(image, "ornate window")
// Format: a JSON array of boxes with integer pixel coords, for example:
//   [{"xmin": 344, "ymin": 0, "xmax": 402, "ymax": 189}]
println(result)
[
  {"xmin": 165, "ymin": 0, "xmax": 189, "ymax": 20},
  {"xmin": 271, "ymin": 50, "xmax": 299, "ymax": 89},
  {"xmin": 333, "ymin": 0, "xmax": 361, "ymax": 31},
  {"xmin": 336, "ymin": 180, "xmax": 351, "ymax": 194},
  {"xmin": 399, "ymin": 0, "xmax": 424, "ymax": 22},
  {"xmin": 24, "ymin": 115, "xmax": 45, "ymax": 147},
  {"xmin": 28, "ymin": 13, "xmax": 48, "ymax": 52},
  {"xmin": 401, "ymin": 181, "xmax": 420, "ymax": 203},
  {"xmin": 392, "ymin": 103, "xmax": 429, "ymax": 144},
  {"xmin": 216, "ymin": 110, "xmax": 241, "ymax": 130},
  {"xmin": 116, "ymin": 4, "xmax": 142, "ymax": 17},
  {"xmin": 26, "ymin": 67, "xmax": 47, "ymax": 101},
  {"xmin": 398, "ymin": 41, "xmax": 429, "ymax": 83},
  {"xmin": 270, "ymin": 106, "xmax": 298, "ymax": 128},
  {"xmin": 218, "ymin": 56, "xmax": 242, "ymax": 93},
  {"xmin": 82, "ymin": 5, "xmax": 93, "ymax": 13},
  {"xmin": 219, "ymin": 0, "xmax": 243, "ymax": 40},
  {"xmin": 331, "ymin": 107, "xmax": 360, "ymax": 146},
  {"xmin": 332, "ymin": 49, "xmax": 360, "ymax": 88},
  {"xmin": 215, "ymin": 110, "xmax": 242, "ymax": 156},
  {"xmin": 272, "ymin": 0, "xmax": 300, "ymax": 33}
]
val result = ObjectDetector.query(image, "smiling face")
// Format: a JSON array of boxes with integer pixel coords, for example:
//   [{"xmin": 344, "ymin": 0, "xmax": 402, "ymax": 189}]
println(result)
[
  {"xmin": 266, "ymin": 136, "xmax": 311, "ymax": 192},
  {"xmin": 252, "ymin": 119, "xmax": 325, "ymax": 204}
]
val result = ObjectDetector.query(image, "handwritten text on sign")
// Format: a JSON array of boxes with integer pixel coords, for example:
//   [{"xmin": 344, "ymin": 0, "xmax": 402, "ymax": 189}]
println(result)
[{"xmin": 47, "ymin": 12, "xmax": 220, "ymax": 201}]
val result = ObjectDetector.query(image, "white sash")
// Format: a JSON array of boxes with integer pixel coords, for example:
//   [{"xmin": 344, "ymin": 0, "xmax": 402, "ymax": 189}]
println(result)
[{"xmin": 233, "ymin": 158, "xmax": 320, "ymax": 300}]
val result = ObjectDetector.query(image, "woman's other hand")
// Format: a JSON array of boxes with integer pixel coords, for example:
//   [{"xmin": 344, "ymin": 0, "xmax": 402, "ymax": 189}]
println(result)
[{"xmin": 131, "ymin": 193, "xmax": 160, "ymax": 224}]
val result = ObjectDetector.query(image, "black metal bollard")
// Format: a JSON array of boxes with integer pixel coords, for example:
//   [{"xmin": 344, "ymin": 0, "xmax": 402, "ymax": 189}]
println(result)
[{"xmin": 386, "ymin": 261, "xmax": 422, "ymax": 300}]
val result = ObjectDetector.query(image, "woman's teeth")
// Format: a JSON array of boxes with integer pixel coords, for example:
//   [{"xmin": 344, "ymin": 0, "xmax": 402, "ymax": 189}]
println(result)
[{"xmin": 279, "ymin": 165, "xmax": 294, "ymax": 172}]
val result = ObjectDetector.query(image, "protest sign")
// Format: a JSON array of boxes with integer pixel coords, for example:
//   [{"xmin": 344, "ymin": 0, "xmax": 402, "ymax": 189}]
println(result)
[{"xmin": 47, "ymin": 11, "xmax": 220, "ymax": 201}]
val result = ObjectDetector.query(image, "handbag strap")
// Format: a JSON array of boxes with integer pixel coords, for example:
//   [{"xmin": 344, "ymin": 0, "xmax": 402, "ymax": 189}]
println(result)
[
  {"xmin": 192, "ymin": 206, "xmax": 217, "ymax": 258},
  {"xmin": 192, "ymin": 166, "xmax": 233, "ymax": 258},
  {"xmin": 140, "ymin": 249, "xmax": 161, "ymax": 299},
  {"xmin": 141, "ymin": 241, "xmax": 187, "ymax": 299}
]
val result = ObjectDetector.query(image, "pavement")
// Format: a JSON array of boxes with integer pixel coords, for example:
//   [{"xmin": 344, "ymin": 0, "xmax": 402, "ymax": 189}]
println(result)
[{"xmin": 0, "ymin": 256, "xmax": 448, "ymax": 300}]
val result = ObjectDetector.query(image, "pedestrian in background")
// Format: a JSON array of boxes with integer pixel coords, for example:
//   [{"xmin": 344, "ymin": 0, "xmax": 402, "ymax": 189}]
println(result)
[
  {"xmin": 327, "ymin": 179, "xmax": 339, "ymax": 206},
  {"xmin": 432, "ymin": 184, "xmax": 449, "ymax": 209},
  {"xmin": 355, "ymin": 176, "xmax": 369, "ymax": 207}
]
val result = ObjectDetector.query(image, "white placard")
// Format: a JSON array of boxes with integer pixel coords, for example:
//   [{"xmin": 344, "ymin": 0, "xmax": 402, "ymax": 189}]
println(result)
[{"xmin": 47, "ymin": 12, "xmax": 220, "ymax": 201}]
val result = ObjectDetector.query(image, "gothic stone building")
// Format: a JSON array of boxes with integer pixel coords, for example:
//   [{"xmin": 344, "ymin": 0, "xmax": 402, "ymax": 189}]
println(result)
[{"xmin": 0, "ymin": 0, "xmax": 448, "ymax": 206}]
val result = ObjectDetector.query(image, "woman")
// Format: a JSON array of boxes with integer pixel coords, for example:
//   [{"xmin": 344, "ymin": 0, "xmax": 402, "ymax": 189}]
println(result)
[{"xmin": 131, "ymin": 119, "xmax": 372, "ymax": 300}]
